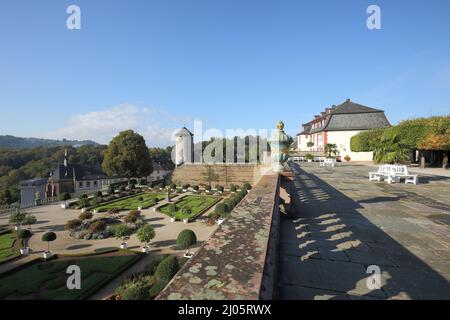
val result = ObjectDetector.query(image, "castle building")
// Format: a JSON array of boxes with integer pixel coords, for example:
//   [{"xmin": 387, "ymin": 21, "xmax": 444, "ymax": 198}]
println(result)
[
  {"xmin": 174, "ymin": 126, "xmax": 194, "ymax": 166},
  {"xmin": 296, "ymin": 99, "xmax": 391, "ymax": 161}
]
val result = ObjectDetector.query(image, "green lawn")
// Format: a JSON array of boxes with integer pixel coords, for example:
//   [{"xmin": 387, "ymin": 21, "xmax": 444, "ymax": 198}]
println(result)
[
  {"xmin": 159, "ymin": 195, "xmax": 221, "ymax": 220},
  {"xmin": 96, "ymin": 193, "xmax": 166, "ymax": 212},
  {"xmin": 0, "ymin": 253, "xmax": 141, "ymax": 300},
  {"xmin": 0, "ymin": 231, "xmax": 18, "ymax": 263}
]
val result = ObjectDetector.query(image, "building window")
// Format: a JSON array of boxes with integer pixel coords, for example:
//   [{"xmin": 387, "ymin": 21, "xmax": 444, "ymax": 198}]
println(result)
[
  {"xmin": 94, "ymin": 181, "xmax": 98, "ymax": 187},
  {"xmin": 86, "ymin": 181, "xmax": 91, "ymax": 188},
  {"xmin": 79, "ymin": 182, "xmax": 83, "ymax": 188},
  {"xmin": 318, "ymin": 133, "xmax": 323, "ymax": 147}
]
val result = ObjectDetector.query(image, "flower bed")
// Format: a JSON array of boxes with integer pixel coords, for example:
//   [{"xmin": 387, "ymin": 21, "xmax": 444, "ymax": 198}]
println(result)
[{"xmin": 158, "ymin": 195, "xmax": 221, "ymax": 221}]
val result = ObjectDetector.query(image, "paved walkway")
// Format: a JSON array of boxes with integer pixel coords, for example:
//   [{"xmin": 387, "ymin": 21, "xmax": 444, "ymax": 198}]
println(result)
[{"xmin": 277, "ymin": 162, "xmax": 450, "ymax": 300}]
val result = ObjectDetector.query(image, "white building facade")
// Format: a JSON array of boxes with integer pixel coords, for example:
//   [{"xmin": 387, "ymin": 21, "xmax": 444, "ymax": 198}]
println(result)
[{"xmin": 296, "ymin": 99, "xmax": 391, "ymax": 161}]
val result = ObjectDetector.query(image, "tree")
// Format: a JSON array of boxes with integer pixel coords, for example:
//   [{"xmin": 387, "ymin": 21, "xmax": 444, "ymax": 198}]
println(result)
[
  {"xmin": 202, "ymin": 165, "xmax": 219, "ymax": 187},
  {"xmin": 324, "ymin": 143, "xmax": 338, "ymax": 158},
  {"xmin": 42, "ymin": 231, "xmax": 57, "ymax": 252},
  {"xmin": 373, "ymin": 133, "xmax": 411, "ymax": 164},
  {"xmin": 115, "ymin": 224, "xmax": 133, "ymax": 243},
  {"xmin": 307, "ymin": 141, "xmax": 314, "ymax": 150},
  {"xmin": 9, "ymin": 210, "xmax": 26, "ymax": 228},
  {"xmin": 181, "ymin": 206, "xmax": 192, "ymax": 218},
  {"xmin": 137, "ymin": 225, "xmax": 156, "ymax": 248},
  {"xmin": 22, "ymin": 215, "xmax": 37, "ymax": 230},
  {"xmin": 102, "ymin": 130, "xmax": 153, "ymax": 185}
]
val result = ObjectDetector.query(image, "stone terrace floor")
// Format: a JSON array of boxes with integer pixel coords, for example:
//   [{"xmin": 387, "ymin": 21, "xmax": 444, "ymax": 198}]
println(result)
[{"xmin": 277, "ymin": 162, "xmax": 450, "ymax": 300}]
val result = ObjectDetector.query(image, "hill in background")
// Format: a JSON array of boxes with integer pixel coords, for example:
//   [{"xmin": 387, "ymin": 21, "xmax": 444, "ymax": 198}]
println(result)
[{"xmin": 0, "ymin": 135, "xmax": 100, "ymax": 149}]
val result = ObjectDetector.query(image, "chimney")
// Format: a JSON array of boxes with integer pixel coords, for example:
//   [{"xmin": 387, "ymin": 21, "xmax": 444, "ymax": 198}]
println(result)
[{"xmin": 346, "ymin": 98, "xmax": 351, "ymax": 102}]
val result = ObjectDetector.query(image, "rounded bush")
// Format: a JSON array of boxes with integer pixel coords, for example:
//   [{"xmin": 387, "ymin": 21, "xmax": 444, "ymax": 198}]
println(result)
[
  {"xmin": 181, "ymin": 206, "xmax": 192, "ymax": 216},
  {"xmin": 230, "ymin": 185, "xmax": 237, "ymax": 192},
  {"xmin": 155, "ymin": 256, "xmax": 179, "ymax": 281},
  {"xmin": 89, "ymin": 221, "xmax": 106, "ymax": 233},
  {"xmin": 59, "ymin": 193, "xmax": 71, "ymax": 201},
  {"xmin": 170, "ymin": 183, "xmax": 177, "ymax": 190},
  {"xmin": 128, "ymin": 210, "xmax": 141, "ymax": 218},
  {"xmin": 17, "ymin": 229, "xmax": 32, "ymax": 239},
  {"xmin": 205, "ymin": 185, "xmax": 211, "ymax": 191},
  {"xmin": 65, "ymin": 219, "xmax": 82, "ymax": 230},
  {"xmin": 214, "ymin": 203, "xmax": 228, "ymax": 215},
  {"xmin": 242, "ymin": 182, "xmax": 252, "ymax": 190},
  {"xmin": 124, "ymin": 215, "xmax": 137, "ymax": 223},
  {"xmin": 216, "ymin": 185, "xmax": 224, "ymax": 192},
  {"xmin": 119, "ymin": 186, "xmax": 126, "ymax": 193},
  {"xmin": 42, "ymin": 232, "xmax": 57, "ymax": 242},
  {"xmin": 167, "ymin": 204, "xmax": 178, "ymax": 215},
  {"xmin": 95, "ymin": 191, "xmax": 103, "ymax": 197},
  {"xmin": 79, "ymin": 194, "xmax": 88, "ymax": 200},
  {"xmin": 137, "ymin": 196, "xmax": 144, "ymax": 202},
  {"xmin": 192, "ymin": 185, "xmax": 199, "ymax": 191},
  {"xmin": 79, "ymin": 212, "xmax": 93, "ymax": 221},
  {"xmin": 176, "ymin": 229, "xmax": 197, "ymax": 250}
]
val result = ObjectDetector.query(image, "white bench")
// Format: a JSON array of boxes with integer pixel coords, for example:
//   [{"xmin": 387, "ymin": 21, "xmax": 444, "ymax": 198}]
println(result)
[
  {"xmin": 369, "ymin": 165, "xmax": 418, "ymax": 185},
  {"xmin": 390, "ymin": 165, "xmax": 418, "ymax": 185},
  {"xmin": 320, "ymin": 158, "xmax": 338, "ymax": 167}
]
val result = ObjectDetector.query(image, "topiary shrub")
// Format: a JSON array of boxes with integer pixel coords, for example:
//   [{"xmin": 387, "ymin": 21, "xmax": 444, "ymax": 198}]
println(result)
[
  {"xmin": 242, "ymin": 182, "xmax": 252, "ymax": 190},
  {"xmin": 192, "ymin": 185, "xmax": 199, "ymax": 191},
  {"xmin": 17, "ymin": 229, "xmax": 32, "ymax": 240},
  {"xmin": 214, "ymin": 203, "xmax": 228, "ymax": 216},
  {"xmin": 42, "ymin": 232, "xmax": 57, "ymax": 252},
  {"xmin": 124, "ymin": 215, "xmax": 137, "ymax": 223},
  {"xmin": 137, "ymin": 196, "xmax": 144, "ymax": 202},
  {"xmin": 155, "ymin": 256, "xmax": 179, "ymax": 281},
  {"xmin": 230, "ymin": 185, "xmax": 237, "ymax": 192},
  {"xmin": 205, "ymin": 185, "xmax": 211, "ymax": 191},
  {"xmin": 79, "ymin": 212, "xmax": 93, "ymax": 221},
  {"xmin": 88, "ymin": 221, "xmax": 106, "ymax": 233},
  {"xmin": 65, "ymin": 219, "xmax": 82, "ymax": 230},
  {"xmin": 119, "ymin": 186, "xmax": 126, "ymax": 193},
  {"xmin": 79, "ymin": 194, "xmax": 88, "ymax": 200},
  {"xmin": 78, "ymin": 198, "xmax": 89, "ymax": 208},
  {"xmin": 176, "ymin": 229, "xmax": 197, "ymax": 249},
  {"xmin": 216, "ymin": 185, "xmax": 224, "ymax": 192},
  {"xmin": 59, "ymin": 193, "xmax": 71, "ymax": 201},
  {"xmin": 128, "ymin": 210, "xmax": 141, "ymax": 218}
]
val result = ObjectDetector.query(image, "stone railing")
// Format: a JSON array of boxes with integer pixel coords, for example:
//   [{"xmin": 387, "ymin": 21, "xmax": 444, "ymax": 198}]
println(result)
[{"xmin": 157, "ymin": 173, "xmax": 281, "ymax": 300}]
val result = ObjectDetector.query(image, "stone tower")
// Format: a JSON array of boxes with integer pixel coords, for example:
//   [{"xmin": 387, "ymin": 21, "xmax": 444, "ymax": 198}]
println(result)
[{"xmin": 174, "ymin": 126, "xmax": 194, "ymax": 166}]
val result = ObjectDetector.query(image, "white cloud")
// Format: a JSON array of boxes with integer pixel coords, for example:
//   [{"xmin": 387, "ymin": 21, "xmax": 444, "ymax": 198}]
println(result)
[
  {"xmin": 43, "ymin": 104, "xmax": 140, "ymax": 144},
  {"xmin": 42, "ymin": 103, "xmax": 188, "ymax": 147}
]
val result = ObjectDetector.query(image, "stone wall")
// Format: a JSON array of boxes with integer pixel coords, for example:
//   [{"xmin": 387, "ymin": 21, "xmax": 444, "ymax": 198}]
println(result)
[
  {"xmin": 156, "ymin": 173, "xmax": 281, "ymax": 300},
  {"xmin": 171, "ymin": 163, "xmax": 259, "ymax": 187}
]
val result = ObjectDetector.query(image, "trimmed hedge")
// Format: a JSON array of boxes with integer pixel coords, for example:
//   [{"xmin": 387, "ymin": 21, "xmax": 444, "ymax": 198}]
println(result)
[{"xmin": 155, "ymin": 256, "xmax": 179, "ymax": 281}]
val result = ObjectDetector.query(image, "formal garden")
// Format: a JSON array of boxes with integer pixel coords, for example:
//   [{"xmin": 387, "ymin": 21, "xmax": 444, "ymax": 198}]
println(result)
[{"xmin": 0, "ymin": 250, "xmax": 142, "ymax": 300}]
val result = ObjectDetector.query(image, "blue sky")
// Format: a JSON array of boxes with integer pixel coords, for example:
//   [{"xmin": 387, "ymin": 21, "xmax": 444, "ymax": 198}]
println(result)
[{"xmin": 0, "ymin": 0, "xmax": 449, "ymax": 146}]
